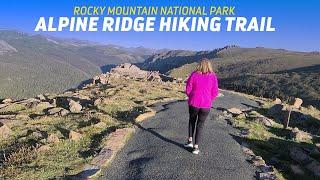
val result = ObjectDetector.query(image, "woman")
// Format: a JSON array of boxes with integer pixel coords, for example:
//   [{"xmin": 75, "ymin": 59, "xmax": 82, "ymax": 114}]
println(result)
[{"xmin": 184, "ymin": 58, "xmax": 219, "ymax": 155}]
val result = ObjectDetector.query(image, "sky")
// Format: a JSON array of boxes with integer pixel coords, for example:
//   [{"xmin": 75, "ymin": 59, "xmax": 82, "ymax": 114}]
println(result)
[{"xmin": 0, "ymin": 0, "xmax": 319, "ymax": 51}]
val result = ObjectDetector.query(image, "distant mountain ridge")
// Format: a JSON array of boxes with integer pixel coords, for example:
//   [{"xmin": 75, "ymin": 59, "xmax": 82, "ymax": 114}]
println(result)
[
  {"xmin": 0, "ymin": 30, "xmax": 162, "ymax": 99},
  {"xmin": 139, "ymin": 46, "xmax": 320, "ymax": 108}
]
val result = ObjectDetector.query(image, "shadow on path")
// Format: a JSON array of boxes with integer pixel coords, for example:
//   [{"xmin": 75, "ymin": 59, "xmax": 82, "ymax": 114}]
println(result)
[{"xmin": 133, "ymin": 121, "xmax": 191, "ymax": 152}]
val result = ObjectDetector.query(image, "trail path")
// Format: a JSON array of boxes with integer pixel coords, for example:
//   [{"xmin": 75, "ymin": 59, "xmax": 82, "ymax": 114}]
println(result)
[{"xmin": 101, "ymin": 91, "xmax": 258, "ymax": 180}]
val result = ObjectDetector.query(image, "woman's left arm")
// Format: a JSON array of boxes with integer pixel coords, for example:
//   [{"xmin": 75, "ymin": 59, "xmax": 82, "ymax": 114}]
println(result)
[{"xmin": 185, "ymin": 73, "xmax": 194, "ymax": 97}]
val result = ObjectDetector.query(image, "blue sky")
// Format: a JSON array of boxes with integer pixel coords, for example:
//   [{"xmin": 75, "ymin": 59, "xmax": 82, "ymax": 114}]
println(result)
[{"xmin": 0, "ymin": 0, "xmax": 319, "ymax": 51}]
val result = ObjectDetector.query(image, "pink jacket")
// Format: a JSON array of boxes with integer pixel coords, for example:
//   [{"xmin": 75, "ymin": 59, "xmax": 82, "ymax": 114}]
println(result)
[{"xmin": 185, "ymin": 71, "xmax": 219, "ymax": 108}]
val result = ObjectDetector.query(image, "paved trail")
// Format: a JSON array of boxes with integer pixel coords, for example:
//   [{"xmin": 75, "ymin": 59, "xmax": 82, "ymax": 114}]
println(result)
[{"xmin": 101, "ymin": 91, "xmax": 259, "ymax": 180}]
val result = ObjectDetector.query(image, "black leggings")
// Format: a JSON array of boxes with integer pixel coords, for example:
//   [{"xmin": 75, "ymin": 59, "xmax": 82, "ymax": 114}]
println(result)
[{"xmin": 188, "ymin": 106, "xmax": 210, "ymax": 145}]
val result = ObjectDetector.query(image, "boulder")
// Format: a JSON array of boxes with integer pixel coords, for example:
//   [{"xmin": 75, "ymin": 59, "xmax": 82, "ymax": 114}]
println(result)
[
  {"xmin": 289, "ymin": 98, "xmax": 303, "ymax": 109},
  {"xmin": 46, "ymin": 107, "xmax": 64, "ymax": 115},
  {"xmin": 227, "ymin": 108, "xmax": 243, "ymax": 116},
  {"xmin": 47, "ymin": 133, "xmax": 60, "ymax": 143},
  {"xmin": 291, "ymin": 127, "xmax": 312, "ymax": 142},
  {"xmin": 252, "ymin": 156, "xmax": 266, "ymax": 166},
  {"xmin": 37, "ymin": 145, "xmax": 51, "ymax": 152},
  {"xmin": 0, "ymin": 122, "xmax": 13, "ymax": 138},
  {"xmin": 69, "ymin": 100, "xmax": 82, "ymax": 113},
  {"xmin": 37, "ymin": 94, "xmax": 47, "ymax": 101},
  {"xmin": 290, "ymin": 165, "xmax": 304, "ymax": 175},
  {"xmin": 2, "ymin": 98, "xmax": 13, "ymax": 104},
  {"xmin": 273, "ymin": 98, "xmax": 281, "ymax": 104},
  {"xmin": 256, "ymin": 116, "xmax": 275, "ymax": 127},
  {"xmin": 69, "ymin": 131, "xmax": 83, "ymax": 141}
]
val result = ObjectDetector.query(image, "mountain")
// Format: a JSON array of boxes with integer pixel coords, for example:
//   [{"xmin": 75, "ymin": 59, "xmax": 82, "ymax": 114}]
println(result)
[
  {"xmin": 0, "ymin": 30, "xmax": 162, "ymax": 99},
  {"xmin": 139, "ymin": 46, "xmax": 320, "ymax": 108}
]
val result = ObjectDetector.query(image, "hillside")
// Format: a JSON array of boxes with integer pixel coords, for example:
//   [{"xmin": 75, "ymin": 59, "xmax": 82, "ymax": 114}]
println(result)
[
  {"xmin": 140, "ymin": 46, "xmax": 320, "ymax": 108},
  {"xmin": 0, "ymin": 30, "xmax": 161, "ymax": 99},
  {"xmin": 0, "ymin": 64, "xmax": 185, "ymax": 179}
]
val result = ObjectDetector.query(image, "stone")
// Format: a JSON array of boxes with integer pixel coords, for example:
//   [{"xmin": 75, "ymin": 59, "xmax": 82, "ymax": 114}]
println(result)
[
  {"xmin": 316, "ymin": 143, "xmax": 320, "ymax": 149},
  {"xmin": 91, "ymin": 128, "xmax": 134, "ymax": 166},
  {"xmin": 291, "ymin": 127, "xmax": 312, "ymax": 142},
  {"xmin": 15, "ymin": 114, "xmax": 30, "ymax": 120},
  {"xmin": 237, "ymin": 113, "xmax": 246, "ymax": 119},
  {"xmin": 257, "ymin": 172, "xmax": 276, "ymax": 180},
  {"xmin": 273, "ymin": 98, "xmax": 281, "ymax": 104},
  {"xmin": 252, "ymin": 156, "xmax": 265, "ymax": 166},
  {"xmin": 59, "ymin": 109, "xmax": 70, "ymax": 116},
  {"xmin": 69, "ymin": 99, "xmax": 82, "ymax": 113},
  {"xmin": 135, "ymin": 107, "xmax": 156, "ymax": 122},
  {"xmin": 289, "ymin": 98, "xmax": 303, "ymax": 109},
  {"xmin": 242, "ymin": 146, "xmax": 255, "ymax": 157},
  {"xmin": 94, "ymin": 122, "xmax": 107, "ymax": 129},
  {"xmin": 291, "ymin": 165, "xmax": 304, "ymax": 175},
  {"xmin": 257, "ymin": 116, "xmax": 275, "ymax": 127},
  {"xmin": 38, "ymin": 145, "xmax": 51, "ymax": 152},
  {"xmin": 69, "ymin": 130, "xmax": 83, "ymax": 141},
  {"xmin": 217, "ymin": 93, "xmax": 224, "ymax": 97},
  {"xmin": 0, "ymin": 122, "xmax": 13, "ymax": 138},
  {"xmin": 47, "ymin": 133, "xmax": 60, "ymax": 143},
  {"xmin": 32, "ymin": 131, "xmax": 43, "ymax": 139},
  {"xmin": 37, "ymin": 94, "xmax": 47, "ymax": 101},
  {"xmin": 227, "ymin": 108, "xmax": 243, "ymax": 115},
  {"xmin": 2, "ymin": 98, "xmax": 13, "ymax": 104},
  {"xmin": 46, "ymin": 107, "xmax": 64, "ymax": 115}
]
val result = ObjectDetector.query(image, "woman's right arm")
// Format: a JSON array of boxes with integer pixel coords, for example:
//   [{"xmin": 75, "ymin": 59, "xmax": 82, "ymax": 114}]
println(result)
[
  {"xmin": 185, "ymin": 73, "xmax": 194, "ymax": 97},
  {"xmin": 211, "ymin": 74, "xmax": 219, "ymax": 100}
]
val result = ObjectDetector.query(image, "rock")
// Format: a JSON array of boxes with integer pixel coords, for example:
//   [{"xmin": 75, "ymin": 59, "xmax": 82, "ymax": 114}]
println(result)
[
  {"xmin": 94, "ymin": 122, "xmax": 107, "ymax": 129},
  {"xmin": 217, "ymin": 93, "xmax": 224, "ymax": 97},
  {"xmin": 290, "ymin": 165, "xmax": 305, "ymax": 175},
  {"xmin": 227, "ymin": 108, "xmax": 243, "ymax": 116},
  {"xmin": 252, "ymin": 156, "xmax": 265, "ymax": 166},
  {"xmin": 32, "ymin": 131, "xmax": 43, "ymax": 139},
  {"xmin": 15, "ymin": 114, "xmax": 30, "ymax": 120},
  {"xmin": 0, "ymin": 122, "xmax": 13, "ymax": 138},
  {"xmin": 0, "ymin": 114, "xmax": 16, "ymax": 119},
  {"xmin": 259, "ymin": 165, "xmax": 274, "ymax": 173},
  {"xmin": 316, "ymin": 143, "xmax": 320, "ymax": 149},
  {"xmin": 69, "ymin": 131, "xmax": 83, "ymax": 141},
  {"xmin": 38, "ymin": 145, "xmax": 51, "ymax": 152},
  {"xmin": 47, "ymin": 133, "xmax": 60, "ymax": 143},
  {"xmin": 289, "ymin": 98, "xmax": 303, "ymax": 109},
  {"xmin": 291, "ymin": 127, "xmax": 312, "ymax": 142},
  {"xmin": 59, "ymin": 109, "xmax": 70, "ymax": 116},
  {"xmin": 135, "ymin": 107, "xmax": 156, "ymax": 122},
  {"xmin": 273, "ymin": 98, "xmax": 281, "ymax": 104},
  {"xmin": 307, "ymin": 105, "xmax": 317, "ymax": 111},
  {"xmin": 37, "ymin": 94, "xmax": 47, "ymax": 101},
  {"xmin": 2, "ymin": 98, "xmax": 13, "ymax": 104},
  {"xmin": 242, "ymin": 146, "xmax": 255, "ymax": 157},
  {"xmin": 46, "ymin": 107, "xmax": 64, "ymax": 115},
  {"xmin": 257, "ymin": 172, "xmax": 276, "ymax": 180},
  {"xmin": 237, "ymin": 113, "xmax": 246, "ymax": 119},
  {"xmin": 257, "ymin": 116, "xmax": 275, "ymax": 127},
  {"xmin": 69, "ymin": 100, "xmax": 82, "ymax": 113}
]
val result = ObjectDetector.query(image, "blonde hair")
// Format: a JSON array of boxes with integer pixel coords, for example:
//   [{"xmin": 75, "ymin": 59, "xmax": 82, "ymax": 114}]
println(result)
[{"xmin": 196, "ymin": 58, "xmax": 213, "ymax": 74}]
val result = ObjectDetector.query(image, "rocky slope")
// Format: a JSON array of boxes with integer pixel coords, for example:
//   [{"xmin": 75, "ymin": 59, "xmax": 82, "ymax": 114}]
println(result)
[{"xmin": 0, "ymin": 64, "xmax": 185, "ymax": 179}]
